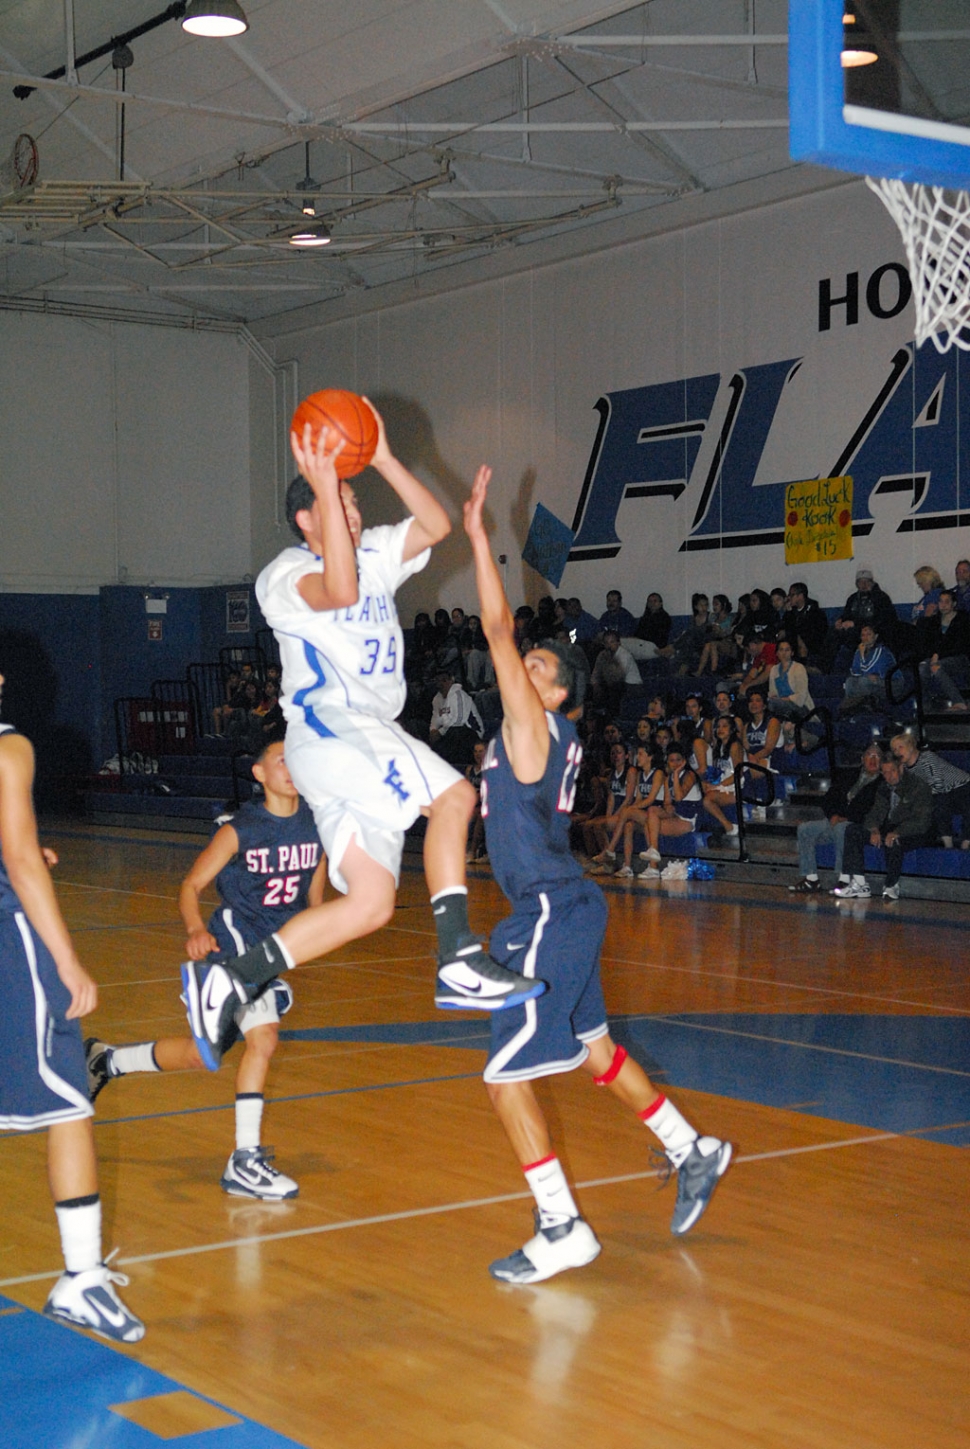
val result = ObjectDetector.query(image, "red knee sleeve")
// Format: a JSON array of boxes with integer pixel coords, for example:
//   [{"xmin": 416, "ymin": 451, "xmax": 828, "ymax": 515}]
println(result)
[{"xmin": 593, "ymin": 1044, "xmax": 628, "ymax": 1086}]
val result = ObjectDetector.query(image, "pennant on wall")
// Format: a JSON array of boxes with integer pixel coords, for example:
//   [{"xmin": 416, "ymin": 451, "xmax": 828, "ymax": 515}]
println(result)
[
  {"xmin": 522, "ymin": 502, "xmax": 575, "ymax": 586},
  {"xmin": 784, "ymin": 477, "xmax": 854, "ymax": 565}
]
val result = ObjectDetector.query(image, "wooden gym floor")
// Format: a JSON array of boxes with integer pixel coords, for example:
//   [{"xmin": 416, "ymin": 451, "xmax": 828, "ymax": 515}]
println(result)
[{"xmin": 1, "ymin": 823, "xmax": 968, "ymax": 1449}]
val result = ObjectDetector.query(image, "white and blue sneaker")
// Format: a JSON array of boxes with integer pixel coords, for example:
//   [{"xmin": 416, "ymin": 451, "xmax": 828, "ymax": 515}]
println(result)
[
  {"xmin": 181, "ymin": 961, "xmax": 248, "ymax": 1071},
  {"xmin": 83, "ymin": 1039, "xmax": 118, "ymax": 1102},
  {"xmin": 435, "ymin": 941, "xmax": 547, "ymax": 1012},
  {"xmin": 221, "ymin": 1147, "xmax": 298, "ymax": 1200},
  {"xmin": 669, "ymin": 1138, "xmax": 733, "ymax": 1235},
  {"xmin": 44, "ymin": 1265, "xmax": 144, "ymax": 1343},
  {"xmin": 489, "ymin": 1214, "xmax": 601, "ymax": 1284}
]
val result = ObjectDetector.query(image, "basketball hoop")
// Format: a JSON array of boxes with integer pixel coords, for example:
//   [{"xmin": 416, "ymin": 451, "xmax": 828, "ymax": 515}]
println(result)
[{"xmin": 866, "ymin": 177, "xmax": 970, "ymax": 354}]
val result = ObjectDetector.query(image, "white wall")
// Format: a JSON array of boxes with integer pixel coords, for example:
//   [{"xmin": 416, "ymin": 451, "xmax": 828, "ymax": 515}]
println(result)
[
  {"xmin": 0, "ymin": 313, "xmax": 252, "ymax": 592},
  {"xmin": 257, "ymin": 176, "xmax": 970, "ymax": 625}
]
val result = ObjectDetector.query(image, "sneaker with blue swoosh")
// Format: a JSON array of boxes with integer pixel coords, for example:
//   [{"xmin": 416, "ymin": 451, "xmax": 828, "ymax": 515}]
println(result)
[
  {"xmin": 44, "ymin": 1265, "xmax": 144, "ymax": 1343},
  {"xmin": 435, "ymin": 941, "xmax": 546, "ymax": 1011},
  {"xmin": 181, "ymin": 960, "xmax": 248, "ymax": 1071}
]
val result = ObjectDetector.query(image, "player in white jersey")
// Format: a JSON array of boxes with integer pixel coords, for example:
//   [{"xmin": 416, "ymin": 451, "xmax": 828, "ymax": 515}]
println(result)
[{"xmin": 182, "ymin": 404, "xmax": 544, "ymax": 1069}]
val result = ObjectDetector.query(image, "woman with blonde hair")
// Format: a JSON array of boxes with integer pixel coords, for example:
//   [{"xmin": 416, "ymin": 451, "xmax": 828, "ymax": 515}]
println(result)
[{"xmin": 912, "ymin": 565, "xmax": 944, "ymax": 625}]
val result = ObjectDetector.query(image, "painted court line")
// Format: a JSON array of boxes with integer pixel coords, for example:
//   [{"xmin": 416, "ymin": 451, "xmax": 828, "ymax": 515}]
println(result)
[{"xmin": 4, "ymin": 1126, "xmax": 959, "ymax": 1291}]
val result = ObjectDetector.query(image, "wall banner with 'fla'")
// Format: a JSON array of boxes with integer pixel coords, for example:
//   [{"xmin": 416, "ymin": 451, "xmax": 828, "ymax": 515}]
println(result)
[{"xmin": 785, "ymin": 477, "xmax": 854, "ymax": 565}]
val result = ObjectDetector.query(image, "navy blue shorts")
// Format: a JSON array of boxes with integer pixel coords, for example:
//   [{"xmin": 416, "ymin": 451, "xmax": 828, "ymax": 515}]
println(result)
[
  {"xmin": 0, "ymin": 912, "xmax": 92, "ymax": 1130},
  {"xmin": 484, "ymin": 881, "xmax": 609, "ymax": 1083}
]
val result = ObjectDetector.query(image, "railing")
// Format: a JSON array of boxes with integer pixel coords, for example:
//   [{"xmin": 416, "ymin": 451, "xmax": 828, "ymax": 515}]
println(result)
[
  {"xmin": 150, "ymin": 679, "xmax": 200, "ymax": 754},
  {"xmin": 791, "ymin": 702, "xmax": 835, "ymax": 774},
  {"xmin": 218, "ymin": 643, "xmax": 267, "ymax": 675},
  {"xmin": 255, "ymin": 628, "xmax": 280, "ymax": 667},
  {"xmin": 732, "ymin": 760, "xmax": 777, "ymax": 864}
]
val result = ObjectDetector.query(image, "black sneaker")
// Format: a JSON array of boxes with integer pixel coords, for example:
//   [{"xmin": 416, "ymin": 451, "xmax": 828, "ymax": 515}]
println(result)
[
  {"xmin": 435, "ymin": 940, "xmax": 547, "ymax": 1012},
  {"xmin": 180, "ymin": 961, "xmax": 248, "ymax": 1071},
  {"xmin": 669, "ymin": 1138, "xmax": 733, "ymax": 1235},
  {"xmin": 788, "ymin": 877, "xmax": 821, "ymax": 894},
  {"xmin": 83, "ymin": 1039, "xmax": 117, "ymax": 1103}
]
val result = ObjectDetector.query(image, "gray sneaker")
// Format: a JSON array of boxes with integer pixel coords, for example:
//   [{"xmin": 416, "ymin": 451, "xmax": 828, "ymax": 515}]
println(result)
[
  {"xmin": 669, "ymin": 1138, "xmax": 733, "ymax": 1235},
  {"xmin": 83, "ymin": 1039, "xmax": 117, "ymax": 1102}
]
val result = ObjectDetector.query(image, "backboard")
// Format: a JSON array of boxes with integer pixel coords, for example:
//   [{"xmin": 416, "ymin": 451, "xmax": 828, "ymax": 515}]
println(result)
[{"xmin": 789, "ymin": 0, "xmax": 970, "ymax": 187}]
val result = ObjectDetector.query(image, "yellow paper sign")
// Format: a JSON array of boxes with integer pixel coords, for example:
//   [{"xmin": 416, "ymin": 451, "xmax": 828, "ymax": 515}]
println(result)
[{"xmin": 784, "ymin": 476, "xmax": 854, "ymax": 565}]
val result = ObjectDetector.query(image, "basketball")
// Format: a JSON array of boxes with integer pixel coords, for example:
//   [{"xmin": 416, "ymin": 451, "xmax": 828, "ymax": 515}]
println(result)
[{"xmin": 290, "ymin": 390, "xmax": 378, "ymax": 478}]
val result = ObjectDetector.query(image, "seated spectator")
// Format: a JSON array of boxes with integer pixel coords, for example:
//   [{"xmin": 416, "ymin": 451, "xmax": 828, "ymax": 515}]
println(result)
[
  {"xmin": 769, "ymin": 588, "xmax": 788, "ymax": 632},
  {"xmin": 598, "ymin": 589, "xmax": 637, "ymax": 640},
  {"xmin": 712, "ymin": 686, "xmax": 745, "ymax": 737},
  {"xmin": 789, "ymin": 743, "xmax": 884, "ymax": 893},
  {"xmin": 211, "ymin": 668, "xmax": 244, "ymax": 737},
  {"xmin": 891, "ymin": 731, "xmax": 970, "ymax": 849},
  {"xmin": 639, "ymin": 744, "xmax": 736, "ymax": 878},
  {"xmin": 429, "ymin": 669, "xmax": 483, "ymax": 767},
  {"xmin": 743, "ymin": 689, "xmax": 781, "ymax": 768},
  {"xmin": 835, "ymin": 754, "xmax": 934, "ymax": 900},
  {"xmin": 953, "ymin": 558, "xmax": 970, "ymax": 614},
  {"xmin": 582, "ymin": 741, "xmax": 630, "ymax": 859},
  {"xmin": 911, "ymin": 565, "xmax": 943, "ymax": 626},
  {"xmin": 225, "ymin": 679, "xmax": 262, "ymax": 745},
  {"xmin": 829, "ymin": 567, "xmax": 897, "ymax": 665},
  {"xmin": 695, "ymin": 594, "xmax": 737, "ymax": 676},
  {"xmin": 513, "ymin": 605, "xmax": 535, "ymax": 652},
  {"xmin": 768, "ymin": 639, "xmax": 814, "ymax": 723},
  {"xmin": 630, "ymin": 714, "xmax": 655, "ymax": 753},
  {"xmin": 734, "ymin": 636, "xmax": 777, "ymax": 698},
  {"xmin": 465, "ymin": 740, "xmax": 488, "ymax": 862},
  {"xmin": 675, "ymin": 692, "xmax": 710, "ymax": 773},
  {"xmin": 596, "ymin": 743, "xmax": 664, "ymax": 877},
  {"xmin": 564, "ymin": 596, "xmax": 600, "ymax": 644},
  {"xmin": 917, "ymin": 588, "xmax": 970, "ymax": 709},
  {"xmin": 739, "ymin": 589, "xmax": 776, "ymax": 646},
  {"xmin": 632, "ymin": 592, "xmax": 671, "ymax": 656},
  {"xmin": 449, "ymin": 606, "xmax": 467, "ymax": 637},
  {"xmin": 645, "ymin": 694, "xmax": 668, "ymax": 727},
  {"xmin": 780, "ymin": 581, "xmax": 828, "ymax": 668},
  {"xmin": 661, "ymin": 594, "xmax": 711, "ymax": 675},
  {"xmin": 460, "ymin": 627, "xmax": 495, "ymax": 693},
  {"xmin": 530, "ymin": 595, "xmax": 559, "ymax": 642},
  {"xmin": 701, "ymin": 716, "xmax": 744, "ymax": 817},
  {"xmin": 432, "ymin": 608, "xmax": 462, "ymax": 675},
  {"xmin": 569, "ymin": 749, "xmax": 608, "ymax": 857},
  {"xmin": 590, "ymin": 630, "xmax": 641, "ymax": 713},
  {"xmin": 252, "ymin": 681, "xmax": 284, "ymax": 746},
  {"xmin": 838, "ymin": 624, "xmax": 895, "ymax": 714}
]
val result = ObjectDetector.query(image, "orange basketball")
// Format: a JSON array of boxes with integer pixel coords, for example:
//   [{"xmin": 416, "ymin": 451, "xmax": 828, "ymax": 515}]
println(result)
[{"xmin": 290, "ymin": 389, "xmax": 378, "ymax": 478}]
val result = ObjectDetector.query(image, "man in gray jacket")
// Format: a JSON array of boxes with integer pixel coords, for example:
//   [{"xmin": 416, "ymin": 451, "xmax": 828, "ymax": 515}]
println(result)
[{"xmin": 834, "ymin": 755, "xmax": 933, "ymax": 901}]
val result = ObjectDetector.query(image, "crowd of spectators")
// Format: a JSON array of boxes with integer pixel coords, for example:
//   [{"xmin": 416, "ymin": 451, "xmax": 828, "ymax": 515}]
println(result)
[
  {"xmin": 402, "ymin": 559, "xmax": 970, "ymax": 889},
  {"xmin": 210, "ymin": 660, "xmax": 284, "ymax": 751}
]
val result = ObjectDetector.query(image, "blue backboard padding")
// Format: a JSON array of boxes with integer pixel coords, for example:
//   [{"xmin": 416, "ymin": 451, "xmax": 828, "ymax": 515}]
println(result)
[
  {"xmin": 789, "ymin": 0, "xmax": 970, "ymax": 187},
  {"xmin": 0, "ymin": 1298, "xmax": 305, "ymax": 1449}
]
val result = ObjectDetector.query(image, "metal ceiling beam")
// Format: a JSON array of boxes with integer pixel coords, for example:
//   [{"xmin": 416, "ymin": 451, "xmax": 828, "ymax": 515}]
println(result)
[
  {"xmin": 554, "ymin": 34, "xmax": 788, "ymax": 47},
  {"xmin": 0, "ymin": 69, "xmax": 298, "ymax": 131},
  {"xmin": 343, "ymin": 120, "xmax": 788, "ymax": 133}
]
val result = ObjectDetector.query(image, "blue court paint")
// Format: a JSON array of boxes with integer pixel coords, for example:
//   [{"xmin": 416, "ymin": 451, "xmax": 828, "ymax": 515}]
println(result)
[
  {"xmin": 280, "ymin": 1014, "xmax": 970, "ymax": 1145},
  {"xmin": 0, "ymin": 1293, "xmax": 303, "ymax": 1449}
]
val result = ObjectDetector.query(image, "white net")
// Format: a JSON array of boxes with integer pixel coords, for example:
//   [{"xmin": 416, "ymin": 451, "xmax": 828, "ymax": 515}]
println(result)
[{"xmin": 866, "ymin": 176, "xmax": 970, "ymax": 354}]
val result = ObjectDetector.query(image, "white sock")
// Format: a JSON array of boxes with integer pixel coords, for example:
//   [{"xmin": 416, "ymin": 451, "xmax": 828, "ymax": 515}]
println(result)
[
  {"xmin": 110, "ymin": 1043, "xmax": 159, "ymax": 1075},
  {"xmin": 852, "ymin": 874, "xmax": 866, "ymax": 886},
  {"xmin": 235, "ymin": 1094, "xmax": 264, "ymax": 1151},
  {"xmin": 639, "ymin": 1094, "xmax": 698, "ymax": 1166},
  {"xmin": 55, "ymin": 1196, "xmax": 102, "ymax": 1274},
  {"xmin": 805, "ymin": 873, "xmax": 819, "ymax": 882},
  {"xmin": 523, "ymin": 1154, "xmax": 579, "ymax": 1229},
  {"xmin": 270, "ymin": 933, "xmax": 296, "ymax": 970}
]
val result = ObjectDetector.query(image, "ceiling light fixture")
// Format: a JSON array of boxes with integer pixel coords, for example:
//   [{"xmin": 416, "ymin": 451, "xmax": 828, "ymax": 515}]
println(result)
[
  {"xmin": 181, "ymin": 0, "xmax": 249, "ymax": 37},
  {"xmin": 296, "ymin": 141, "xmax": 319, "ymax": 216},
  {"xmin": 289, "ymin": 223, "xmax": 331, "ymax": 248}
]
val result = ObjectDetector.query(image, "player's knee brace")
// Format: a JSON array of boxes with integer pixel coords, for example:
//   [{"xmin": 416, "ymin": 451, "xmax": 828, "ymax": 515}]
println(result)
[{"xmin": 592, "ymin": 1044, "xmax": 627, "ymax": 1086}]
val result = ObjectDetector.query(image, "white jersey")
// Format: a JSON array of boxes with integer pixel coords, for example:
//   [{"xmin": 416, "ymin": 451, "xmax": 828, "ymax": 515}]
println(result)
[{"xmin": 256, "ymin": 519, "xmax": 429, "ymax": 729}]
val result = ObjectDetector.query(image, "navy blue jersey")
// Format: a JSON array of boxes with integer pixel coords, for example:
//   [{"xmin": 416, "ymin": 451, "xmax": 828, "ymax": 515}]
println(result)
[
  {"xmin": 481, "ymin": 713, "xmax": 583, "ymax": 907},
  {"xmin": 212, "ymin": 798, "xmax": 322, "ymax": 941}
]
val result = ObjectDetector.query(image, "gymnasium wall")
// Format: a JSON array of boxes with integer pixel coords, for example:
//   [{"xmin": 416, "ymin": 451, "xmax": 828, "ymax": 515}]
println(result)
[{"xmin": 256, "ymin": 176, "xmax": 970, "ymax": 627}]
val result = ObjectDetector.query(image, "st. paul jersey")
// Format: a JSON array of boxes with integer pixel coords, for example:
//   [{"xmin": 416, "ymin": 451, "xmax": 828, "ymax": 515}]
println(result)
[
  {"xmin": 0, "ymin": 723, "xmax": 22, "ymax": 914},
  {"xmin": 480, "ymin": 713, "xmax": 583, "ymax": 908},
  {"xmin": 212, "ymin": 798, "xmax": 321, "ymax": 943},
  {"xmin": 256, "ymin": 519, "xmax": 429, "ymax": 729}
]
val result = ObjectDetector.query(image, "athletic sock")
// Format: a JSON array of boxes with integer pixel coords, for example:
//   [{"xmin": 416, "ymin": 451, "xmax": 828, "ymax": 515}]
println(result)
[
  {"xmin": 235, "ymin": 1093, "xmax": 264, "ymax": 1151},
  {"xmin": 220, "ymin": 933, "xmax": 294, "ymax": 993},
  {"xmin": 805, "ymin": 873, "xmax": 819, "ymax": 883},
  {"xmin": 109, "ymin": 1043, "xmax": 159, "ymax": 1076},
  {"xmin": 523, "ymin": 1154, "xmax": 579, "ymax": 1229},
  {"xmin": 851, "ymin": 874, "xmax": 867, "ymax": 887},
  {"xmin": 430, "ymin": 887, "xmax": 476, "ymax": 959},
  {"xmin": 639, "ymin": 1094, "xmax": 698, "ymax": 1166},
  {"xmin": 54, "ymin": 1194, "xmax": 102, "ymax": 1274}
]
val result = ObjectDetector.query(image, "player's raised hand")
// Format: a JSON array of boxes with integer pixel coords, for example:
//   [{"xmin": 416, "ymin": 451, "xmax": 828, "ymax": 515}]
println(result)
[
  {"xmin": 464, "ymin": 465, "xmax": 493, "ymax": 540},
  {"xmin": 290, "ymin": 421, "xmax": 344, "ymax": 491}
]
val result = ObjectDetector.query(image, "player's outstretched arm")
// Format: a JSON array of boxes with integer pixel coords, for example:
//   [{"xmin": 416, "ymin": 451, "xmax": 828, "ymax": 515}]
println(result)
[
  {"xmin": 179, "ymin": 823, "xmax": 240, "ymax": 960},
  {"xmin": 464, "ymin": 466, "xmax": 548, "ymax": 779},
  {"xmin": 363, "ymin": 398, "xmax": 451, "ymax": 562},
  {"xmin": 0, "ymin": 733, "xmax": 96, "ymax": 1018},
  {"xmin": 291, "ymin": 423, "xmax": 359, "ymax": 613}
]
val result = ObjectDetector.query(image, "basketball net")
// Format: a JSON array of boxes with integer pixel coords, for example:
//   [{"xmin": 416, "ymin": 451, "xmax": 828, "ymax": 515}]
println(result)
[{"xmin": 866, "ymin": 176, "xmax": 970, "ymax": 353}]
